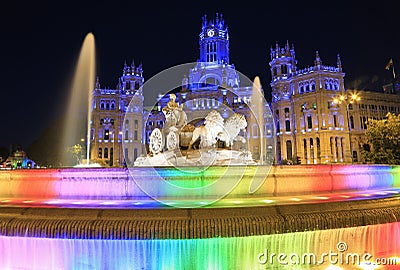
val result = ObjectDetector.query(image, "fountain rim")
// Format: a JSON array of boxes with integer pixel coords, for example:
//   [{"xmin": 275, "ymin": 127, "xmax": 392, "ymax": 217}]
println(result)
[{"xmin": 0, "ymin": 196, "xmax": 399, "ymax": 240}]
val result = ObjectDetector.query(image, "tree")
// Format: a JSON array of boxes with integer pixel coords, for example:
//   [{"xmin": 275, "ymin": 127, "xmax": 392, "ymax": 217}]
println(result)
[
  {"xmin": 362, "ymin": 113, "xmax": 400, "ymax": 164},
  {"xmin": 68, "ymin": 144, "xmax": 83, "ymax": 165}
]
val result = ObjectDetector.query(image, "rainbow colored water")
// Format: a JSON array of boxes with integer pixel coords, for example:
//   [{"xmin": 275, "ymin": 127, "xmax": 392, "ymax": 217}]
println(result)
[
  {"xmin": 0, "ymin": 222, "xmax": 399, "ymax": 269},
  {"xmin": 0, "ymin": 164, "xmax": 399, "ymax": 269}
]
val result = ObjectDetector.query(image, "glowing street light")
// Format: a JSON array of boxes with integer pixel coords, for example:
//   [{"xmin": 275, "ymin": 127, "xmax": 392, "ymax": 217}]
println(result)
[{"xmin": 332, "ymin": 92, "xmax": 361, "ymax": 163}]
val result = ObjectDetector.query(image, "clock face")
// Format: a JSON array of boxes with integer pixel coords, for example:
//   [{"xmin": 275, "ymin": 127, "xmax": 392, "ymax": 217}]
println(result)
[{"xmin": 207, "ymin": 29, "xmax": 215, "ymax": 37}]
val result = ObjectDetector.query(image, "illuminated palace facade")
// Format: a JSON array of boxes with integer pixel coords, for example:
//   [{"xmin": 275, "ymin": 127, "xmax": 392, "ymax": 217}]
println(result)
[
  {"xmin": 146, "ymin": 13, "xmax": 273, "ymax": 161},
  {"xmin": 90, "ymin": 63, "xmax": 144, "ymax": 167},
  {"xmin": 271, "ymin": 43, "xmax": 400, "ymax": 164},
  {"xmin": 90, "ymin": 13, "xmax": 400, "ymax": 166}
]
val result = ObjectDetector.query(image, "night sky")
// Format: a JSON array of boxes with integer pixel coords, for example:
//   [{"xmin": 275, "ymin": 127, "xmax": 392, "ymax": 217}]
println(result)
[{"xmin": 1, "ymin": 0, "xmax": 398, "ymax": 150}]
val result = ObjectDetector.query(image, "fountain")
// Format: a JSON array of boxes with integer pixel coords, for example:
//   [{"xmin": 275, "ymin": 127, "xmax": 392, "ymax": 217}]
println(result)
[
  {"xmin": 0, "ymin": 33, "xmax": 400, "ymax": 269},
  {"xmin": 62, "ymin": 32, "xmax": 96, "ymax": 166}
]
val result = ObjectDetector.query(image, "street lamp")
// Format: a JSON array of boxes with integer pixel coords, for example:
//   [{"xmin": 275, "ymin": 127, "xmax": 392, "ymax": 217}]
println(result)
[{"xmin": 332, "ymin": 92, "xmax": 361, "ymax": 163}]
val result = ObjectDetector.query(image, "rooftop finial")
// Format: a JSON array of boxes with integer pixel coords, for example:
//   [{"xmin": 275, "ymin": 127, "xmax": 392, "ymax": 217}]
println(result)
[
  {"xmin": 314, "ymin": 51, "xmax": 322, "ymax": 66},
  {"xmin": 337, "ymin": 53, "xmax": 342, "ymax": 70},
  {"xmin": 95, "ymin": 76, "xmax": 100, "ymax": 89}
]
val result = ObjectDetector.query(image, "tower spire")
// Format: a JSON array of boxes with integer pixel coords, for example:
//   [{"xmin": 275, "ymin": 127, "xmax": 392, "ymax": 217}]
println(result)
[
  {"xmin": 95, "ymin": 76, "xmax": 100, "ymax": 89},
  {"xmin": 314, "ymin": 51, "xmax": 322, "ymax": 66},
  {"xmin": 199, "ymin": 13, "xmax": 229, "ymax": 64}
]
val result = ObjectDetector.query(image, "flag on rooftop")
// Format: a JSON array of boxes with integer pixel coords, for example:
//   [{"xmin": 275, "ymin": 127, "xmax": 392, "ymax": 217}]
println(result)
[{"xmin": 385, "ymin": 58, "xmax": 393, "ymax": 70}]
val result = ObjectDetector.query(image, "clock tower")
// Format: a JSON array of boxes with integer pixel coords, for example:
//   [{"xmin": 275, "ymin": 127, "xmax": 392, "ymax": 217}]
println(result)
[{"xmin": 199, "ymin": 13, "xmax": 229, "ymax": 64}]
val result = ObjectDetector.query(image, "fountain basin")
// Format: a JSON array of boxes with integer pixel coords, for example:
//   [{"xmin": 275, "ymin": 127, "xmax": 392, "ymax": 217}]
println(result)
[
  {"xmin": 0, "ymin": 165, "xmax": 399, "ymax": 199},
  {"xmin": 0, "ymin": 164, "xmax": 399, "ymax": 269}
]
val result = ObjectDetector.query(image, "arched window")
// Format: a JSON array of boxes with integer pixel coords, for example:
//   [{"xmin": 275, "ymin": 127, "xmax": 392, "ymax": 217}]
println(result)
[
  {"xmin": 335, "ymin": 137, "xmax": 339, "ymax": 160},
  {"xmin": 104, "ymin": 148, "xmax": 109, "ymax": 159},
  {"xmin": 284, "ymin": 107, "xmax": 289, "ymax": 117},
  {"xmin": 285, "ymin": 120, "xmax": 291, "ymax": 132},
  {"xmin": 299, "ymin": 83, "xmax": 304, "ymax": 94},
  {"xmin": 281, "ymin": 65, "xmax": 288, "ymax": 74},
  {"xmin": 310, "ymin": 138, "xmax": 314, "ymax": 161},
  {"xmin": 316, "ymin": 137, "xmax": 321, "ymax": 159},
  {"xmin": 349, "ymin": 116, "xmax": 354, "ymax": 129},
  {"xmin": 340, "ymin": 137, "xmax": 345, "ymax": 161},
  {"xmin": 311, "ymin": 82, "xmax": 316, "ymax": 91},
  {"xmin": 303, "ymin": 139, "xmax": 308, "ymax": 162},
  {"xmin": 286, "ymin": 140, "xmax": 292, "ymax": 160},
  {"xmin": 98, "ymin": 148, "xmax": 102, "ymax": 158}
]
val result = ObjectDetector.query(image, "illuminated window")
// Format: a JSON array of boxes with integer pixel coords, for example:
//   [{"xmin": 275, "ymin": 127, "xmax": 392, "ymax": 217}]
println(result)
[
  {"xmin": 286, "ymin": 140, "xmax": 292, "ymax": 160},
  {"xmin": 98, "ymin": 148, "xmax": 102, "ymax": 158},
  {"xmin": 104, "ymin": 129, "xmax": 109, "ymax": 140},
  {"xmin": 281, "ymin": 65, "xmax": 288, "ymax": 74},
  {"xmin": 307, "ymin": 116, "xmax": 312, "ymax": 129},
  {"xmin": 285, "ymin": 120, "xmax": 291, "ymax": 131},
  {"xmin": 316, "ymin": 137, "xmax": 321, "ymax": 158},
  {"xmin": 303, "ymin": 139, "xmax": 307, "ymax": 161},
  {"xmin": 284, "ymin": 107, "xmax": 289, "ymax": 117}
]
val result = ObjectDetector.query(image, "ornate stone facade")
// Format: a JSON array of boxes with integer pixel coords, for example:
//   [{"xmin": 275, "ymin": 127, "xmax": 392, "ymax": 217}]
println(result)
[
  {"xmin": 90, "ymin": 14, "xmax": 400, "ymax": 166},
  {"xmin": 270, "ymin": 42, "xmax": 400, "ymax": 164},
  {"xmin": 90, "ymin": 62, "xmax": 144, "ymax": 166}
]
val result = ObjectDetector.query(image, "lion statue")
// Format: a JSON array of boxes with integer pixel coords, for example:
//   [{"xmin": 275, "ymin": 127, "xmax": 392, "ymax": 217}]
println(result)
[
  {"xmin": 188, "ymin": 110, "xmax": 224, "ymax": 149},
  {"xmin": 217, "ymin": 113, "xmax": 247, "ymax": 147}
]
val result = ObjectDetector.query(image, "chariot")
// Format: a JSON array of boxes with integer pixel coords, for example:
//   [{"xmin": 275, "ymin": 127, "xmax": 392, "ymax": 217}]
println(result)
[
  {"xmin": 148, "ymin": 94, "xmax": 247, "ymax": 156},
  {"xmin": 148, "ymin": 94, "xmax": 188, "ymax": 155}
]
